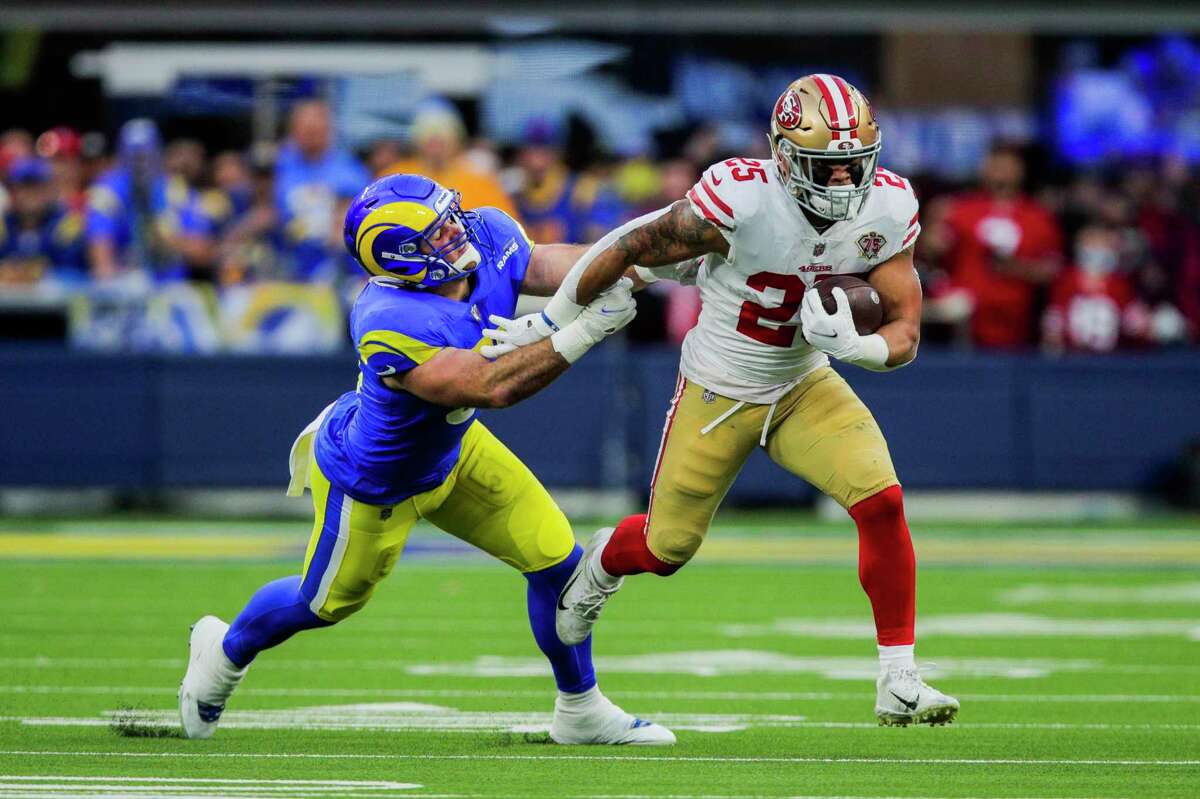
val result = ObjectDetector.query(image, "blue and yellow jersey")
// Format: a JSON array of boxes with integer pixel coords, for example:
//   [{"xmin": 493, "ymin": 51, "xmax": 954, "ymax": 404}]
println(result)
[
  {"xmin": 274, "ymin": 142, "xmax": 368, "ymax": 280},
  {"xmin": 85, "ymin": 168, "xmax": 208, "ymax": 278},
  {"xmin": 0, "ymin": 205, "xmax": 87, "ymax": 278},
  {"xmin": 313, "ymin": 206, "xmax": 535, "ymax": 505},
  {"xmin": 517, "ymin": 165, "xmax": 625, "ymax": 245}
]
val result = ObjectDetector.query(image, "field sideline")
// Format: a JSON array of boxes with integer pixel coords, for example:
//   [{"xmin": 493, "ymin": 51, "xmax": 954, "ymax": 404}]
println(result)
[{"xmin": 1, "ymin": 513, "xmax": 1198, "ymax": 798}]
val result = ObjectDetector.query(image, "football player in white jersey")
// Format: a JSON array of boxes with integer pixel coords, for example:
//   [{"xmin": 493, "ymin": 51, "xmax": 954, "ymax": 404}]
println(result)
[{"xmin": 483, "ymin": 74, "xmax": 958, "ymax": 726}]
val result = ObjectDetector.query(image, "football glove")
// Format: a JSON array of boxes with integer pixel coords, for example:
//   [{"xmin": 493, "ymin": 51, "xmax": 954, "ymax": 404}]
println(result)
[
  {"xmin": 481, "ymin": 278, "xmax": 635, "ymax": 360},
  {"xmin": 800, "ymin": 286, "xmax": 889, "ymax": 369},
  {"xmin": 549, "ymin": 278, "xmax": 637, "ymax": 363},
  {"xmin": 480, "ymin": 309, "xmax": 561, "ymax": 359}
]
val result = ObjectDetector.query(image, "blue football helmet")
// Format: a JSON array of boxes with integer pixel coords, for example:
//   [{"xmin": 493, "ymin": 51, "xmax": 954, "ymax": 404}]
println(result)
[{"xmin": 343, "ymin": 173, "xmax": 484, "ymax": 287}]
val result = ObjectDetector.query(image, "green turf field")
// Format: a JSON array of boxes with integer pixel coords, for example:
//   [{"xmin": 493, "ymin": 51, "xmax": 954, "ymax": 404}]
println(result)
[{"xmin": 1, "ymin": 514, "xmax": 1198, "ymax": 798}]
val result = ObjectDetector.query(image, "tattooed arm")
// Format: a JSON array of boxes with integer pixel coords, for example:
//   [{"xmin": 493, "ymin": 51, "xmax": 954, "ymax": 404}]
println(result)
[
  {"xmin": 480, "ymin": 201, "xmax": 728, "ymax": 357},
  {"xmin": 574, "ymin": 200, "xmax": 729, "ymax": 305}
]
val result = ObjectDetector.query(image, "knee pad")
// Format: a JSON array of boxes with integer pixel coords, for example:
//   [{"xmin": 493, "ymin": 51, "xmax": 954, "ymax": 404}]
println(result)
[{"xmin": 646, "ymin": 526, "xmax": 703, "ymax": 572}]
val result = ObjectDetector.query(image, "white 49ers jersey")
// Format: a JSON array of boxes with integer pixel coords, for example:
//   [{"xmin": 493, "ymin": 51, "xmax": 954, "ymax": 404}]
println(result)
[{"xmin": 672, "ymin": 156, "xmax": 920, "ymax": 403}]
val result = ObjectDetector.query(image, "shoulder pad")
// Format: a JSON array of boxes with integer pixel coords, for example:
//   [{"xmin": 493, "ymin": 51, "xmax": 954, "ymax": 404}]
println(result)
[{"xmin": 687, "ymin": 158, "xmax": 769, "ymax": 233}]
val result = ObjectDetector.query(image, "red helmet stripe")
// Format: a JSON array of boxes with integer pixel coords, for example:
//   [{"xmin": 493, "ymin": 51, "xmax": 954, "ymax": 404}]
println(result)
[
  {"xmin": 811, "ymin": 73, "xmax": 849, "ymax": 139},
  {"xmin": 829, "ymin": 75, "xmax": 858, "ymax": 129}
]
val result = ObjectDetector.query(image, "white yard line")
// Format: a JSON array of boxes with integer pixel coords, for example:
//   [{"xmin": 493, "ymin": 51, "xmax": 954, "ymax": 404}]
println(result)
[
  {"xmin": 6, "ymin": 715, "xmax": 1200, "ymax": 733},
  {"xmin": 0, "ymin": 784, "xmax": 1137, "ymax": 799},
  {"xmin": 0, "ymin": 775, "xmax": 423, "ymax": 798},
  {"xmin": 2, "ymin": 685, "xmax": 1200, "ymax": 703},
  {"xmin": 0, "ymin": 751, "xmax": 1195, "ymax": 767}
]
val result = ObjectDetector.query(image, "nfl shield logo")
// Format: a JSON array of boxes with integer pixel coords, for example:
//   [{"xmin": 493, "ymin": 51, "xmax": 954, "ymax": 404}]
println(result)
[
  {"xmin": 701, "ymin": 389, "xmax": 716, "ymax": 404},
  {"xmin": 813, "ymin": 242, "xmax": 826, "ymax": 257},
  {"xmin": 857, "ymin": 232, "xmax": 887, "ymax": 260},
  {"xmin": 470, "ymin": 305, "xmax": 481, "ymax": 322}
]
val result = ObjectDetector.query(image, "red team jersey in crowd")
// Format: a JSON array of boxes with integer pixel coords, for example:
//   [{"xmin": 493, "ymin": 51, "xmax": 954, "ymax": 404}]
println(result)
[
  {"xmin": 943, "ymin": 192, "xmax": 1063, "ymax": 349},
  {"xmin": 1043, "ymin": 268, "xmax": 1136, "ymax": 353}
]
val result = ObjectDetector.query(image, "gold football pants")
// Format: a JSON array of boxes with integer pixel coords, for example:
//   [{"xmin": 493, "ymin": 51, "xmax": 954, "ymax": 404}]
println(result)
[
  {"xmin": 301, "ymin": 421, "xmax": 576, "ymax": 622},
  {"xmin": 645, "ymin": 366, "xmax": 899, "ymax": 565}
]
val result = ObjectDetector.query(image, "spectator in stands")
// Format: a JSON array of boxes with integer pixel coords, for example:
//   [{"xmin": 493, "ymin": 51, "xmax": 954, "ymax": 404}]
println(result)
[
  {"xmin": 165, "ymin": 139, "xmax": 207, "ymax": 193},
  {"xmin": 0, "ymin": 129, "xmax": 34, "ymax": 171},
  {"xmin": 35, "ymin": 127, "xmax": 87, "ymax": 212},
  {"xmin": 85, "ymin": 119, "xmax": 211, "ymax": 282},
  {"xmin": 211, "ymin": 150, "xmax": 280, "ymax": 284},
  {"xmin": 382, "ymin": 98, "xmax": 517, "ymax": 218},
  {"xmin": 0, "ymin": 157, "xmax": 86, "ymax": 286},
  {"xmin": 1120, "ymin": 164, "xmax": 1200, "ymax": 340},
  {"xmin": 1042, "ymin": 224, "xmax": 1139, "ymax": 353},
  {"xmin": 930, "ymin": 144, "xmax": 1063, "ymax": 349},
  {"xmin": 364, "ymin": 139, "xmax": 403, "ymax": 179},
  {"xmin": 274, "ymin": 99, "xmax": 367, "ymax": 282},
  {"xmin": 620, "ymin": 157, "xmax": 702, "ymax": 345},
  {"xmin": 511, "ymin": 117, "xmax": 624, "ymax": 244}
]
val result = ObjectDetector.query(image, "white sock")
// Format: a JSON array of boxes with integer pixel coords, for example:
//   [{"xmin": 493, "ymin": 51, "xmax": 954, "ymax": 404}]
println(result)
[
  {"xmin": 588, "ymin": 548, "xmax": 621, "ymax": 588},
  {"xmin": 557, "ymin": 685, "xmax": 602, "ymax": 712},
  {"xmin": 878, "ymin": 643, "xmax": 916, "ymax": 672}
]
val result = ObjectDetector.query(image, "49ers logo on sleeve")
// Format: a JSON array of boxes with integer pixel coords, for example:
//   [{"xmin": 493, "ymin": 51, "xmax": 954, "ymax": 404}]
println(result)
[
  {"xmin": 857, "ymin": 231, "xmax": 887, "ymax": 260},
  {"xmin": 775, "ymin": 90, "xmax": 803, "ymax": 130}
]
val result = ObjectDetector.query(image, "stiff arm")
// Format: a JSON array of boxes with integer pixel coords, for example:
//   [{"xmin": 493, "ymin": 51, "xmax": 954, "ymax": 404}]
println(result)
[{"xmin": 543, "ymin": 200, "xmax": 729, "ymax": 324}]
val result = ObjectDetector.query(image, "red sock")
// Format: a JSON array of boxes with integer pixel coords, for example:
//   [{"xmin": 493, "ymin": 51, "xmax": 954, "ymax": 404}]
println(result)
[
  {"xmin": 848, "ymin": 485, "xmax": 916, "ymax": 646},
  {"xmin": 599, "ymin": 514, "xmax": 681, "ymax": 577}
]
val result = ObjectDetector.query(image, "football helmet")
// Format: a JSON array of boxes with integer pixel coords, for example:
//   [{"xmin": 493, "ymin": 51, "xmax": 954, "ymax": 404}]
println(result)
[
  {"xmin": 768, "ymin": 74, "xmax": 881, "ymax": 221},
  {"xmin": 343, "ymin": 173, "xmax": 483, "ymax": 287}
]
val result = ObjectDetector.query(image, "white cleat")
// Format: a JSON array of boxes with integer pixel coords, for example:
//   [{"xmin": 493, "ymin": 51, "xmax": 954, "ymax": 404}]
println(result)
[
  {"xmin": 178, "ymin": 615, "xmax": 248, "ymax": 739},
  {"xmin": 875, "ymin": 665, "xmax": 959, "ymax": 726},
  {"xmin": 556, "ymin": 527, "xmax": 623, "ymax": 646},
  {"xmin": 549, "ymin": 687, "xmax": 676, "ymax": 746}
]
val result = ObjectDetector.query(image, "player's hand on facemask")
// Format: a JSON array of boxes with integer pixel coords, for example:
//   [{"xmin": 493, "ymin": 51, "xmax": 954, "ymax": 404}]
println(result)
[{"xmin": 800, "ymin": 286, "xmax": 865, "ymax": 363}]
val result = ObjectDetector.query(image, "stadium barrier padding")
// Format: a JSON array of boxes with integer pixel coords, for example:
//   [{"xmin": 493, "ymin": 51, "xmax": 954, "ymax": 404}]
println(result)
[{"xmin": 1, "ymin": 345, "xmax": 1196, "ymax": 496}]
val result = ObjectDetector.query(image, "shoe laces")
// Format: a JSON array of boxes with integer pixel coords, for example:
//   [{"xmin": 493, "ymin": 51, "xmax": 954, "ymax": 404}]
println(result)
[{"xmin": 571, "ymin": 571, "xmax": 620, "ymax": 622}]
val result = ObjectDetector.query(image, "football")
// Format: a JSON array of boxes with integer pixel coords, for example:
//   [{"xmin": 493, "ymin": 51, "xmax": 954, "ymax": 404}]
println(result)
[{"xmin": 815, "ymin": 275, "xmax": 884, "ymax": 335}]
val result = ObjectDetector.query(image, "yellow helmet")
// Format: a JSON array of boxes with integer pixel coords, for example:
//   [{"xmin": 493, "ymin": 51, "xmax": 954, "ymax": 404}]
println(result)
[{"xmin": 769, "ymin": 74, "xmax": 881, "ymax": 221}]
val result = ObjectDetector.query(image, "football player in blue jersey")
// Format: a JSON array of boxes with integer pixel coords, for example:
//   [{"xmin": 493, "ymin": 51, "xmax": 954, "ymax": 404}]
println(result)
[{"xmin": 179, "ymin": 173, "xmax": 674, "ymax": 745}]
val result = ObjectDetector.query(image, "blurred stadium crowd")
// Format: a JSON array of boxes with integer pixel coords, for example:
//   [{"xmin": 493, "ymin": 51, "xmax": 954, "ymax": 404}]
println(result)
[{"xmin": 0, "ymin": 95, "xmax": 1196, "ymax": 355}]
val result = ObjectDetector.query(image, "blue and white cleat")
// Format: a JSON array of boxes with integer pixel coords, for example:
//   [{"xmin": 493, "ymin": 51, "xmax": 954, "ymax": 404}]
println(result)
[
  {"xmin": 549, "ymin": 686, "xmax": 676, "ymax": 745},
  {"xmin": 178, "ymin": 615, "xmax": 247, "ymax": 739},
  {"xmin": 875, "ymin": 665, "xmax": 959, "ymax": 726}
]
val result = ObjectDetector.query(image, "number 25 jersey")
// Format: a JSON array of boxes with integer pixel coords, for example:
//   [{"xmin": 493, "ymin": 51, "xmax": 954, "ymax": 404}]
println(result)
[{"xmin": 680, "ymin": 157, "xmax": 920, "ymax": 404}]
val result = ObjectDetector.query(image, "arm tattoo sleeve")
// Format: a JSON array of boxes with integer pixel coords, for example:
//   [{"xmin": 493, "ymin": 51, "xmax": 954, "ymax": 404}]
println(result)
[{"xmin": 613, "ymin": 199, "xmax": 727, "ymax": 268}]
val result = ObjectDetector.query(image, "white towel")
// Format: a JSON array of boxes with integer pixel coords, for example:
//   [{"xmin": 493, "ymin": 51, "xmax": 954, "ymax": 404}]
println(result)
[{"xmin": 286, "ymin": 402, "xmax": 336, "ymax": 497}]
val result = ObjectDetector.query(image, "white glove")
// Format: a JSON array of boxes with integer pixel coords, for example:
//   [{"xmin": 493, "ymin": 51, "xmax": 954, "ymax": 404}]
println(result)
[
  {"xmin": 800, "ymin": 286, "xmax": 890, "ymax": 370},
  {"xmin": 549, "ymin": 277, "xmax": 637, "ymax": 363},
  {"xmin": 480, "ymin": 309, "xmax": 560, "ymax": 359}
]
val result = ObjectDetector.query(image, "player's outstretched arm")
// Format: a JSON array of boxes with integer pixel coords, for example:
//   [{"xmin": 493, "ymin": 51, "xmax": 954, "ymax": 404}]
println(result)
[
  {"xmin": 394, "ymin": 340, "xmax": 571, "ymax": 409},
  {"xmin": 573, "ymin": 199, "xmax": 729, "ymax": 304},
  {"xmin": 866, "ymin": 246, "xmax": 922, "ymax": 367},
  {"xmin": 395, "ymin": 279, "xmax": 638, "ymax": 409},
  {"xmin": 485, "ymin": 202, "xmax": 727, "ymax": 355}
]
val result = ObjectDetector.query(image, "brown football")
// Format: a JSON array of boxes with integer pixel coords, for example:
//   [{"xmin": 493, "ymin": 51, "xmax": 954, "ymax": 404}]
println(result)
[{"xmin": 815, "ymin": 275, "xmax": 884, "ymax": 335}]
